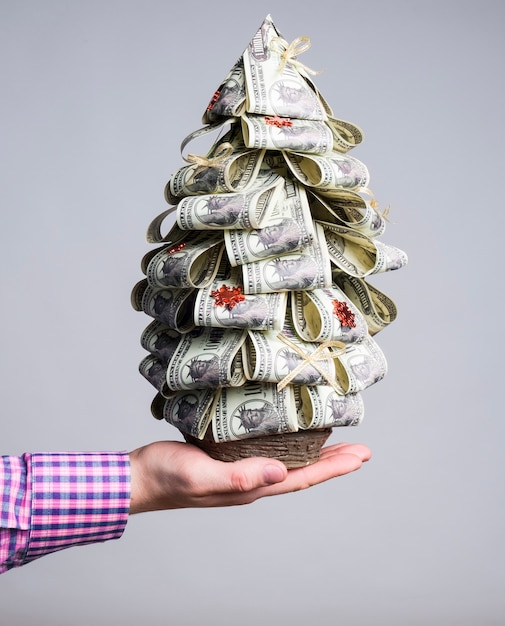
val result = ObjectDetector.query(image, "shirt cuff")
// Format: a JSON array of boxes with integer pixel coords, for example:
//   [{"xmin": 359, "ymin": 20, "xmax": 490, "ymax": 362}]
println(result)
[
  {"xmin": 0, "ymin": 455, "xmax": 32, "ymax": 572},
  {"xmin": 24, "ymin": 451, "xmax": 131, "ymax": 566}
]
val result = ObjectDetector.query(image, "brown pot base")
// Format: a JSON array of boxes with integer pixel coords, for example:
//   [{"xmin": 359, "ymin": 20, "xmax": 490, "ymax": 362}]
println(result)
[{"xmin": 184, "ymin": 428, "xmax": 333, "ymax": 469}]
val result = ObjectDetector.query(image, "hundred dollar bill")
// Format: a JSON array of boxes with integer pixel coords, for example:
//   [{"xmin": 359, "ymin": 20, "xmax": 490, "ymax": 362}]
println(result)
[
  {"xmin": 242, "ymin": 113, "xmax": 333, "ymax": 155},
  {"xmin": 263, "ymin": 151, "xmax": 291, "ymax": 178},
  {"xmin": 144, "ymin": 207, "xmax": 177, "ymax": 244},
  {"xmin": 175, "ymin": 170, "xmax": 284, "ymax": 230},
  {"xmin": 212, "ymin": 382, "xmax": 299, "ymax": 442},
  {"xmin": 194, "ymin": 264, "xmax": 288, "ymax": 331},
  {"xmin": 144, "ymin": 232, "xmax": 224, "ymax": 289},
  {"xmin": 308, "ymin": 188, "xmax": 386, "ymax": 238},
  {"xmin": 242, "ymin": 15, "xmax": 327, "ymax": 121},
  {"xmin": 202, "ymin": 57, "xmax": 246, "ymax": 124},
  {"xmin": 165, "ymin": 327, "xmax": 247, "ymax": 392},
  {"xmin": 131, "ymin": 279, "xmax": 196, "ymax": 333},
  {"xmin": 142, "ymin": 224, "xmax": 199, "ymax": 266},
  {"xmin": 295, "ymin": 385, "xmax": 364, "ymax": 429},
  {"xmin": 300, "ymin": 73, "xmax": 365, "ymax": 152},
  {"xmin": 241, "ymin": 221, "xmax": 331, "ymax": 294},
  {"xmin": 144, "ymin": 221, "xmax": 193, "ymax": 249},
  {"xmin": 243, "ymin": 317, "xmax": 335, "ymax": 386},
  {"xmin": 320, "ymin": 221, "xmax": 408, "ymax": 277},
  {"xmin": 284, "ymin": 150, "xmax": 370, "ymax": 191},
  {"xmin": 291, "ymin": 286, "xmax": 369, "ymax": 344},
  {"xmin": 332, "ymin": 270, "xmax": 398, "ymax": 336},
  {"xmin": 326, "ymin": 116, "xmax": 365, "ymax": 154},
  {"xmin": 152, "ymin": 388, "xmax": 218, "ymax": 439},
  {"xmin": 165, "ymin": 141, "xmax": 265, "ymax": 204},
  {"xmin": 139, "ymin": 354, "xmax": 171, "ymax": 398},
  {"xmin": 140, "ymin": 320, "xmax": 183, "ymax": 363},
  {"xmin": 224, "ymin": 178, "xmax": 314, "ymax": 265},
  {"xmin": 334, "ymin": 335, "xmax": 388, "ymax": 394},
  {"xmin": 150, "ymin": 392, "xmax": 167, "ymax": 420}
]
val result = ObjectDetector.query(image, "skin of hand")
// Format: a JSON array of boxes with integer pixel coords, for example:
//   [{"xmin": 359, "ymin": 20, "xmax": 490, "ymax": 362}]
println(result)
[{"xmin": 128, "ymin": 440, "xmax": 372, "ymax": 514}]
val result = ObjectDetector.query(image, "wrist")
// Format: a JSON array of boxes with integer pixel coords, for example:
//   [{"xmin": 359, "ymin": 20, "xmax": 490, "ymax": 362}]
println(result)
[{"xmin": 129, "ymin": 446, "xmax": 153, "ymax": 514}]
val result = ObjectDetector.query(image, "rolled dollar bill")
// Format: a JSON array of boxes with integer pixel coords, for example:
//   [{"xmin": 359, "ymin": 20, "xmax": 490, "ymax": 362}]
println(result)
[
  {"xmin": 242, "ymin": 113, "xmax": 333, "ymax": 155},
  {"xmin": 241, "ymin": 222, "xmax": 331, "ymax": 294},
  {"xmin": 299, "ymin": 74, "xmax": 365, "ymax": 152},
  {"xmin": 175, "ymin": 169, "xmax": 284, "ymax": 231},
  {"xmin": 131, "ymin": 279, "xmax": 196, "ymax": 332},
  {"xmin": 225, "ymin": 178, "xmax": 314, "ymax": 265},
  {"xmin": 320, "ymin": 221, "xmax": 408, "ymax": 277},
  {"xmin": 308, "ymin": 188, "xmax": 386, "ymax": 238},
  {"xmin": 291, "ymin": 286, "xmax": 369, "ymax": 343},
  {"xmin": 244, "ymin": 319, "xmax": 335, "ymax": 386},
  {"xmin": 326, "ymin": 116, "xmax": 365, "ymax": 153},
  {"xmin": 165, "ymin": 141, "xmax": 265, "ymax": 204},
  {"xmin": 243, "ymin": 15, "xmax": 327, "ymax": 121},
  {"xmin": 278, "ymin": 81, "xmax": 365, "ymax": 153},
  {"xmin": 378, "ymin": 241, "xmax": 409, "ymax": 272},
  {"xmin": 263, "ymin": 151, "xmax": 291, "ymax": 177},
  {"xmin": 194, "ymin": 265, "xmax": 288, "ymax": 331},
  {"xmin": 284, "ymin": 150, "xmax": 370, "ymax": 191},
  {"xmin": 145, "ymin": 207, "xmax": 177, "ymax": 244},
  {"xmin": 144, "ymin": 232, "xmax": 224, "ymax": 289},
  {"xmin": 146, "ymin": 170, "xmax": 283, "ymax": 239},
  {"xmin": 203, "ymin": 58, "xmax": 246, "ymax": 124},
  {"xmin": 295, "ymin": 385, "xmax": 364, "ymax": 429},
  {"xmin": 164, "ymin": 326, "xmax": 247, "ymax": 392},
  {"xmin": 332, "ymin": 270, "xmax": 398, "ymax": 335},
  {"xmin": 335, "ymin": 335, "xmax": 388, "ymax": 394},
  {"xmin": 139, "ymin": 354, "xmax": 171, "ymax": 397},
  {"xmin": 212, "ymin": 382, "xmax": 299, "ymax": 442},
  {"xmin": 140, "ymin": 320, "xmax": 183, "ymax": 363},
  {"xmin": 153, "ymin": 388, "xmax": 218, "ymax": 439},
  {"xmin": 144, "ymin": 221, "xmax": 192, "ymax": 249}
]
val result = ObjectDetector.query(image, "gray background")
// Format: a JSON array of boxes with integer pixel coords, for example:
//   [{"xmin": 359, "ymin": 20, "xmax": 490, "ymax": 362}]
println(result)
[{"xmin": 1, "ymin": 1, "xmax": 504, "ymax": 624}]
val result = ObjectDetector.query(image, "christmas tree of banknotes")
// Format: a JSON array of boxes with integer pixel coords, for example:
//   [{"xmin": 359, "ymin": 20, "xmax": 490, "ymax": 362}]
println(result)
[{"xmin": 131, "ymin": 15, "xmax": 408, "ymax": 467}]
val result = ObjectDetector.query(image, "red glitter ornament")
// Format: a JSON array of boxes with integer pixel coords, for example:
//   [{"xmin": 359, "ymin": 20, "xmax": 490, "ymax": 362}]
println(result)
[
  {"xmin": 265, "ymin": 115, "xmax": 293, "ymax": 128},
  {"xmin": 167, "ymin": 242, "xmax": 186, "ymax": 255},
  {"xmin": 211, "ymin": 284, "xmax": 246, "ymax": 311},
  {"xmin": 206, "ymin": 89, "xmax": 221, "ymax": 112},
  {"xmin": 332, "ymin": 300, "xmax": 356, "ymax": 328}
]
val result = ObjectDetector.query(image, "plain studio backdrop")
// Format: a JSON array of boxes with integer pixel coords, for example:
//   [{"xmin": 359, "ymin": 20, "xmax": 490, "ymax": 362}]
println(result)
[{"xmin": 1, "ymin": 1, "xmax": 504, "ymax": 625}]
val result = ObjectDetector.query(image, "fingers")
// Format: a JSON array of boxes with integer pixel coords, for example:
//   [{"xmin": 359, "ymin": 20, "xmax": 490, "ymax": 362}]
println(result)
[
  {"xmin": 193, "ymin": 442, "xmax": 370, "ymax": 498},
  {"xmin": 319, "ymin": 442, "xmax": 372, "ymax": 463},
  {"xmin": 260, "ymin": 449, "xmax": 366, "ymax": 497},
  {"xmin": 199, "ymin": 443, "xmax": 371, "ymax": 506}
]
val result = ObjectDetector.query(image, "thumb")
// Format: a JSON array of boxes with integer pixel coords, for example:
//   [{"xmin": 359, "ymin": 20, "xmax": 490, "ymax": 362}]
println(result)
[{"xmin": 223, "ymin": 457, "xmax": 289, "ymax": 493}]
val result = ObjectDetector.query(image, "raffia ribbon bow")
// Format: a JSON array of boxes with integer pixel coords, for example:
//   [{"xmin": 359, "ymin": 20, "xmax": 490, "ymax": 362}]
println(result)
[
  {"xmin": 270, "ymin": 36, "xmax": 322, "ymax": 76},
  {"xmin": 186, "ymin": 142, "xmax": 234, "ymax": 167},
  {"xmin": 358, "ymin": 186, "xmax": 392, "ymax": 222},
  {"xmin": 276, "ymin": 333, "xmax": 346, "ymax": 393}
]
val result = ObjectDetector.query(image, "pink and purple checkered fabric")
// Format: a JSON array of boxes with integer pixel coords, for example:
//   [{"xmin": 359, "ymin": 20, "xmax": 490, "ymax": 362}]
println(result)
[{"xmin": 1, "ymin": 452, "xmax": 130, "ymax": 573}]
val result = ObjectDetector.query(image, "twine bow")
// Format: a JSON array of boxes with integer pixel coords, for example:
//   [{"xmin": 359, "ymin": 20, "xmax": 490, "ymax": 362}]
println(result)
[
  {"xmin": 186, "ymin": 142, "xmax": 234, "ymax": 167},
  {"xmin": 270, "ymin": 36, "xmax": 321, "ymax": 76},
  {"xmin": 358, "ymin": 187, "xmax": 392, "ymax": 222},
  {"xmin": 276, "ymin": 333, "xmax": 346, "ymax": 393}
]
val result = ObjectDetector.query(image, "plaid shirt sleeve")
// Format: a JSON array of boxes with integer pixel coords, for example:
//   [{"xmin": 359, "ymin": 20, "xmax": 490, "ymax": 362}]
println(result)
[{"xmin": 1, "ymin": 451, "xmax": 130, "ymax": 574}]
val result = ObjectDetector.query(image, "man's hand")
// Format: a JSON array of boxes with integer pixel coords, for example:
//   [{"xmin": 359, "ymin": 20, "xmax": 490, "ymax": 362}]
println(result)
[{"xmin": 129, "ymin": 440, "xmax": 371, "ymax": 513}]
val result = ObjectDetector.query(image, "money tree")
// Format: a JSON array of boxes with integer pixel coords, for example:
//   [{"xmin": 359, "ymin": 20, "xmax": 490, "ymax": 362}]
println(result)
[{"xmin": 131, "ymin": 15, "xmax": 407, "ymax": 467}]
